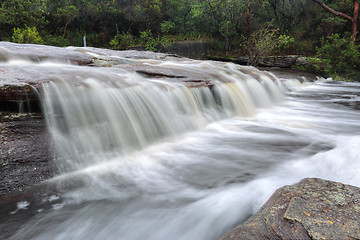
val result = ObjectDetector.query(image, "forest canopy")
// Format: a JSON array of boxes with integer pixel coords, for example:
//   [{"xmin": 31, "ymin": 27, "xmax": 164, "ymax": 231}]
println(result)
[{"xmin": 0, "ymin": 0, "xmax": 359, "ymax": 79}]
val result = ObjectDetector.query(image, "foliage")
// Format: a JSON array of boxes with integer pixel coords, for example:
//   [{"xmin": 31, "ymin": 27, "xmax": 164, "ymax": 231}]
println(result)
[
  {"xmin": 110, "ymin": 32, "xmax": 137, "ymax": 50},
  {"xmin": 52, "ymin": 5, "xmax": 79, "ymax": 37},
  {"xmin": 245, "ymin": 28, "xmax": 278, "ymax": 66},
  {"xmin": 274, "ymin": 34, "xmax": 295, "ymax": 54},
  {"xmin": 42, "ymin": 34, "xmax": 70, "ymax": 47},
  {"xmin": 267, "ymin": 0, "xmax": 308, "ymax": 32},
  {"xmin": 161, "ymin": 21, "xmax": 176, "ymax": 34},
  {"xmin": 140, "ymin": 30, "xmax": 161, "ymax": 51},
  {"xmin": 0, "ymin": 0, "xmax": 358, "ymax": 80},
  {"xmin": 0, "ymin": 0, "xmax": 322, "ymax": 52},
  {"xmin": 316, "ymin": 33, "xmax": 360, "ymax": 79},
  {"xmin": 0, "ymin": 0, "xmax": 48, "ymax": 28},
  {"xmin": 12, "ymin": 26, "xmax": 44, "ymax": 44},
  {"xmin": 219, "ymin": 20, "xmax": 238, "ymax": 52}
]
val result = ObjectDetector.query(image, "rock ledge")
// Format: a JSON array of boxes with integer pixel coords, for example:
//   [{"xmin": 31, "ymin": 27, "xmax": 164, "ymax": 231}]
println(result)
[{"xmin": 221, "ymin": 178, "xmax": 360, "ymax": 240}]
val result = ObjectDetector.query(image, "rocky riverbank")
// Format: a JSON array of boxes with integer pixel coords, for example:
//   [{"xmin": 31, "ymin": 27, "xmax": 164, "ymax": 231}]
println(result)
[
  {"xmin": 0, "ymin": 42, "xmax": 252, "ymax": 196},
  {"xmin": 208, "ymin": 55, "xmax": 320, "ymax": 70},
  {"xmin": 221, "ymin": 178, "xmax": 360, "ymax": 240},
  {"xmin": 1, "ymin": 43, "xmax": 359, "ymax": 240}
]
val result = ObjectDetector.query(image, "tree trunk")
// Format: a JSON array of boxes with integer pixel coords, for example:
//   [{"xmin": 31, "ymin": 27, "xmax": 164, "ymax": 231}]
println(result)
[
  {"xmin": 183, "ymin": 7, "xmax": 192, "ymax": 34},
  {"xmin": 63, "ymin": 21, "xmax": 69, "ymax": 38},
  {"xmin": 247, "ymin": 0, "xmax": 254, "ymax": 37},
  {"xmin": 311, "ymin": 0, "xmax": 359, "ymax": 42},
  {"xmin": 352, "ymin": 0, "xmax": 359, "ymax": 42}
]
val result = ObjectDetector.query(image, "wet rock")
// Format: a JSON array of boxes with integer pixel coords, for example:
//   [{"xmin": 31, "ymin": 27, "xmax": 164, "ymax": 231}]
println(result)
[
  {"xmin": 68, "ymin": 46, "xmax": 185, "ymax": 61},
  {"xmin": 259, "ymin": 56, "xmax": 299, "ymax": 68},
  {"xmin": 208, "ymin": 56, "xmax": 299, "ymax": 68},
  {"xmin": 0, "ymin": 119, "xmax": 55, "ymax": 196},
  {"xmin": 0, "ymin": 42, "xmax": 276, "ymax": 197},
  {"xmin": 264, "ymin": 68, "xmax": 319, "ymax": 82},
  {"xmin": 221, "ymin": 178, "xmax": 360, "ymax": 240},
  {"xmin": 0, "ymin": 42, "xmax": 93, "ymax": 65},
  {"xmin": 209, "ymin": 55, "xmax": 321, "ymax": 70},
  {"xmin": 0, "ymin": 43, "xmax": 208, "ymax": 198},
  {"xmin": 0, "ymin": 42, "xmax": 187, "ymax": 67}
]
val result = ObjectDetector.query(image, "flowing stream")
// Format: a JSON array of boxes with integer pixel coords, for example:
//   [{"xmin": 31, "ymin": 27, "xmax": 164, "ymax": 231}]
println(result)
[{"xmin": 1, "ymin": 51, "xmax": 360, "ymax": 240}]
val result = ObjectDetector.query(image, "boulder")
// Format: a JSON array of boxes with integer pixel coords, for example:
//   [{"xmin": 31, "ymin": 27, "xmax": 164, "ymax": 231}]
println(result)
[{"xmin": 221, "ymin": 178, "xmax": 360, "ymax": 240}]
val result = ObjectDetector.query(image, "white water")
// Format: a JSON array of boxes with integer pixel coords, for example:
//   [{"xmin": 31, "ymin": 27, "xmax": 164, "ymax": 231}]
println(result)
[
  {"xmin": 3, "ymin": 56, "xmax": 360, "ymax": 240},
  {"xmin": 40, "ymin": 62, "xmax": 282, "ymax": 171}
]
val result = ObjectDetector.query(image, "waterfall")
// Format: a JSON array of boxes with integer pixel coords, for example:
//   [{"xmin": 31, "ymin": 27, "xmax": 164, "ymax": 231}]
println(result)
[
  {"xmin": 3, "ymin": 45, "xmax": 360, "ymax": 240},
  {"xmin": 41, "ymin": 61, "xmax": 284, "ymax": 171}
]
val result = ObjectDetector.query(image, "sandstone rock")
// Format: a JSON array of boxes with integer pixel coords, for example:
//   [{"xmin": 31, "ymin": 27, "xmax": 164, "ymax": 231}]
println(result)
[
  {"xmin": 209, "ymin": 55, "xmax": 322, "ymax": 71},
  {"xmin": 258, "ymin": 56, "xmax": 299, "ymax": 68},
  {"xmin": 221, "ymin": 178, "xmax": 360, "ymax": 240},
  {"xmin": 0, "ymin": 119, "xmax": 55, "ymax": 196},
  {"xmin": 208, "ymin": 56, "xmax": 300, "ymax": 68}
]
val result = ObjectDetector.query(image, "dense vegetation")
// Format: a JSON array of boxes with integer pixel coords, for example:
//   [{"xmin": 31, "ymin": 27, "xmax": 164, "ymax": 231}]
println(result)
[{"xmin": 0, "ymin": 0, "xmax": 359, "ymax": 80}]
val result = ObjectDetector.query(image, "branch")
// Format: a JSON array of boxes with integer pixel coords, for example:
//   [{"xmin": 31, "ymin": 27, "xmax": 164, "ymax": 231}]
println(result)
[
  {"xmin": 311, "ymin": 0, "xmax": 353, "ymax": 21},
  {"xmin": 247, "ymin": 0, "xmax": 254, "ymax": 37}
]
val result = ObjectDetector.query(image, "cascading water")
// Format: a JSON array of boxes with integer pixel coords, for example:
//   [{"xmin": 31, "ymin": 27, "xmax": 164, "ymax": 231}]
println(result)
[
  {"xmin": 1, "ymin": 46, "xmax": 360, "ymax": 240},
  {"xmin": 41, "ymin": 61, "xmax": 283, "ymax": 171}
]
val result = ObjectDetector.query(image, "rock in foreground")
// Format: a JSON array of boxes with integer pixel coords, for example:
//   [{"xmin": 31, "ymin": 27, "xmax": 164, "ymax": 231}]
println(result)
[{"xmin": 221, "ymin": 178, "xmax": 360, "ymax": 240}]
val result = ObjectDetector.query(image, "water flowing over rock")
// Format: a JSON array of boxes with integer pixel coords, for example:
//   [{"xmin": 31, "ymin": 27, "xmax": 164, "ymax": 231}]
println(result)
[
  {"xmin": 221, "ymin": 178, "xmax": 360, "ymax": 240},
  {"xmin": 0, "ymin": 42, "xmax": 284, "ymax": 195},
  {"xmin": 1, "ymin": 42, "xmax": 360, "ymax": 240}
]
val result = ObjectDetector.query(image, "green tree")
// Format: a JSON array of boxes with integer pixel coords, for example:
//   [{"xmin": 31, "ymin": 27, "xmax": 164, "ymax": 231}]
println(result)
[
  {"xmin": 53, "ymin": 5, "xmax": 79, "ymax": 38},
  {"xmin": 316, "ymin": 33, "xmax": 360, "ymax": 78},
  {"xmin": 311, "ymin": 0, "xmax": 359, "ymax": 42},
  {"xmin": 267, "ymin": 0, "xmax": 308, "ymax": 32},
  {"xmin": 246, "ymin": 27, "xmax": 278, "ymax": 66},
  {"xmin": 135, "ymin": 0, "xmax": 163, "ymax": 32},
  {"xmin": 110, "ymin": 32, "xmax": 137, "ymax": 49},
  {"xmin": 201, "ymin": 0, "xmax": 248, "ymax": 51},
  {"xmin": 0, "ymin": 0, "xmax": 47, "ymax": 40}
]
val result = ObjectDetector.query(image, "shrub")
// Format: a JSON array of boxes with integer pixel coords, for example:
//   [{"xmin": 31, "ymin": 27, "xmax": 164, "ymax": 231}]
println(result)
[
  {"xmin": 274, "ymin": 34, "xmax": 295, "ymax": 54},
  {"xmin": 42, "ymin": 34, "xmax": 70, "ymax": 47},
  {"xmin": 245, "ymin": 28, "xmax": 279, "ymax": 66},
  {"xmin": 316, "ymin": 33, "xmax": 360, "ymax": 79},
  {"xmin": 140, "ymin": 30, "xmax": 160, "ymax": 51},
  {"xmin": 110, "ymin": 32, "xmax": 137, "ymax": 50},
  {"xmin": 12, "ymin": 26, "xmax": 44, "ymax": 44},
  {"xmin": 160, "ymin": 21, "xmax": 176, "ymax": 35}
]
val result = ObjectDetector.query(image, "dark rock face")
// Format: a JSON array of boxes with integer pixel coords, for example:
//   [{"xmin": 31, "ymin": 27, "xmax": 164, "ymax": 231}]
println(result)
[
  {"xmin": 0, "ymin": 119, "xmax": 55, "ymax": 196},
  {"xmin": 221, "ymin": 178, "xmax": 360, "ymax": 240}
]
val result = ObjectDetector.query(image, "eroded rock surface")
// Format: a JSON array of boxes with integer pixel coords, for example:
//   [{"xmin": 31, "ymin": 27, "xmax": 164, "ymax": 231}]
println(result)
[
  {"xmin": 221, "ymin": 178, "xmax": 360, "ymax": 240},
  {"xmin": 0, "ymin": 119, "xmax": 55, "ymax": 196}
]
